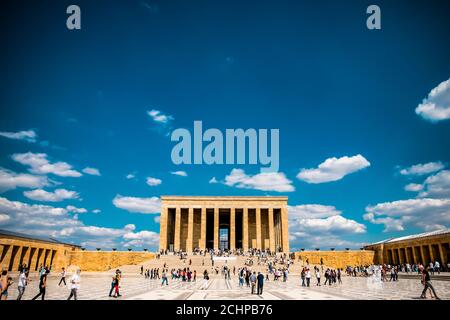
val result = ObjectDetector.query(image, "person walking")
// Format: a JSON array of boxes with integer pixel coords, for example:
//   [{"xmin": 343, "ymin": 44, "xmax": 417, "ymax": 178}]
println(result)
[
  {"xmin": 316, "ymin": 267, "xmax": 321, "ymax": 286},
  {"xmin": 420, "ymin": 267, "xmax": 440, "ymax": 300},
  {"xmin": 305, "ymin": 268, "xmax": 311, "ymax": 287},
  {"xmin": 32, "ymin": 269, "xmax": 49, "ymax": 300},
  {"xmin": 301, "ymin": 268, "xmax": 306, "ymax": 287},
  {"xmin": 17, "ymin": 268, "xmax": 28, "ymax": 300},
  {"xmin": 257, "ymin": 272, "xmax": 264, "ymax": 295},
  {"xmin": 58, "ymin": 267, "xmax": 67, "ymax": 286},
  {"xmin": 68, "ymin": 269, "xmax": 81, "ymax": 300},
  {"xmin": 250, "ymin": 272, "xmax": 257, "ymax": 294},
  {"xmin": 161, "ymin": 269, "xmax": 169, "ymax": 286},
  {"xmin": 1, "ymin": 271, "xmax": 13, "ymax": 300}
]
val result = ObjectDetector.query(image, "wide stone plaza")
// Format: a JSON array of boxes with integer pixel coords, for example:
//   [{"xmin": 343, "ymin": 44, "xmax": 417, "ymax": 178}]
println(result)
[{"xmin": 5, "ymin": 271, "xmax": 450, "ymax": 300}]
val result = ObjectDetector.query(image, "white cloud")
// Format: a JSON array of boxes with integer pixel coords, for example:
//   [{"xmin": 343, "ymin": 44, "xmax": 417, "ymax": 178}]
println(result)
[
  {"xmin": 288, "ymin": 204, "xmax": 366, "ymax": 250},
  {"xmin": 113, "ymin": 195, "xmax": 161, "ymax": 214},
  {"xmin": 0, "ymin": 167, "xmax": 49, "ymax": 193},
  {"xmin": 24, "ymin": 188, "xmax": 79, "ymax": 202},
  {"xmin": 224, "ymin": 168, "xmax": 294, "ymax": 192},
  {"xmin": 92, "ymin": 209, "xmax": 101, "ymax": 214},
  {"xmin": 209, "ymin": 177, "xmax": 218, "ymax": 184},
  {"xmin": 126, "ymin": 173, "xmax": 136, "ymax": 179},
  {"xmin": 404, "ymin": 183, "xmax": 423, "ymax": 192},
  {"xmin": 146, "ymin": 177, "xmax": 162, "ymax": 186},
  {"xmin": 0, "ymin": 196, "xmax": 158, "ymax": 250},
  {"xmin": 122, "ymin": 230, "xmax": 160, "ymax": 248},
  {"xmin": 12, "ymin": 152, "xmax": 82, "ymax": 177},
  {"xmin": 0, "ymin": 214, "xmax": 10, "ymax": 223},
  {"xmin": 171, "ymin": 170, "xmax": 187, "ymax": 177},
  {"xmin": 0, "ymin": 130, "xmax": 37, "ymax": 143},
  {"xmin": 297, "ymin": 154, "xmax": 370, "ymax": 184},
  {"xmin": 66, "ymin": 205, "xmax": 87, "ymax": 214},
  {"xmin": 418, "ymin": 170, "xmax": 450, "ymax": 198},
  {"xmin": 154, "ymin": 215, "xmax": 160, "ymax": 223},
  {"xmin": 288, "ymin": 204, "xmax": 341, "ymax": 219},
  {"xmin": 82, "ymin": 167, "xmax": 101, "ymax": 176},
  {"xmin": 363, "ymin": 198, "xmax": 450, "ymax": 232},
  {"xmin": 415, "ymin": 78, "xmax": 450, "ymax": 122},
  {"xmin": 170, "ymin": 171, "xmax": 187, "ymax": 177},
  {"xmin": 147, "ymin": 109, "xmax": 173, "ymax": 124},
  {"xmin": 399, "ymin": 161, "xmax": 445, "ymax": 176}
]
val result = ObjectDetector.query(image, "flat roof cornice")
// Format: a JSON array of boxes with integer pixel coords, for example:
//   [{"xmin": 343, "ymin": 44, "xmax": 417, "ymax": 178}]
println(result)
[{"xmin": 161, "ymin": 195, "xmax": 288, "ymax": 201}]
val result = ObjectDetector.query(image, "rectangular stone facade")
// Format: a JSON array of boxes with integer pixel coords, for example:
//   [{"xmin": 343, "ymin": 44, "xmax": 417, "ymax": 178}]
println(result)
[{"xmin": 159, "ymin": 196, "xmax": 289, "ymax": 253}]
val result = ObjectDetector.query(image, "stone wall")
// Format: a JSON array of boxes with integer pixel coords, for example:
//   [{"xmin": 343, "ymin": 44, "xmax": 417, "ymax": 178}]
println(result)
[
  {"xmin": 294, "ymin": 250, "xmax": 375, "ymax": 269},
  {"xmin": 67, "ymin": 251, "xmax": 155, "ymax": 272},
  {"xmin": 1, "ymin": 235, "xmax": 156, "ymax": 272}
]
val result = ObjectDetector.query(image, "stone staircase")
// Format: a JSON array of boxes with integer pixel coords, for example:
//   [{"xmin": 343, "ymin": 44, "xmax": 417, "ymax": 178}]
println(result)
[{"xmin": 113, "ymin": 254, "xmax": 325, "ymax": 276}]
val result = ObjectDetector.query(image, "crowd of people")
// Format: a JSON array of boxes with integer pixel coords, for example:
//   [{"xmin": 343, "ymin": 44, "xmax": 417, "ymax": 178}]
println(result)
[
  {"xmin": 0, "ymin": 264, "xmax": 81, "ymax": 301},
  {"xmin": 0, "ymin": 252, "xmax": 446, "ymax": 300}
]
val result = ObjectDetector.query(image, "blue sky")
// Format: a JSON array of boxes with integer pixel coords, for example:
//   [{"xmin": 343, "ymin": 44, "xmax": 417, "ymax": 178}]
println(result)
[{"xmin": 1, "ymin": 0, "xmax": 449, "ymax": 250}]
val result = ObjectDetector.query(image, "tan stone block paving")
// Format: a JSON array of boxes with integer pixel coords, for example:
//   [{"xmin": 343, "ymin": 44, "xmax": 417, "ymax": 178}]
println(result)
[{"xmin": 5, "ymin": 273, "xmax": 450, "ymax": 300}]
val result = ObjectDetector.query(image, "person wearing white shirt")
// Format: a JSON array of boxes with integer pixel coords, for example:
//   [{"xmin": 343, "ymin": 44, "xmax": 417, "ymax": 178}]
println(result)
[
  {"xmin": 58, "ymin": 268, "xmax": 66, "ymax": 286},
  {"xmin": 17, "ymin": 269, "xmax": 28, "ymax": 300},
  {"xmin": 67, "ymin": 269, "xmax": 81, "ymax": 300},
  {"xmin": 434, "ymin": 261, "xmax": 440, "ymax": 274}
]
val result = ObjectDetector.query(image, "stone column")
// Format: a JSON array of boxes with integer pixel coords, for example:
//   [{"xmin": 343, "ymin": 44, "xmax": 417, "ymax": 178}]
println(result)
[
  {"xmin": 438, "ymin": 243, "xmax": 446, "ymax": 265},
  {"xmin": 256, "ymin": 208, "xmax": 262, "ymax": 250},
  {"xmin": 412, "ymin": 246, "xmax": 418, "ymax": 264},
  {"xmin": 397, "ymin": 248, "xmax": 402, "ymax": 264},
  {"xmin": 200, "ymin": 207, "xmax": 207, "ymax": 250},
  {"xmin": 0, "ymin": 245, "xmax": 11, "ymax": 271},
  {"xmin": 29, "ymin": 248, "xmax": 39, "ymax": 271},
  {"xmin": 268, "ymin": 208, "xmax": 276, "ymax": 252},
  {"xmin": 243, "ymin": 208, "xmax": 249, "ymax": 251},
  {"xmin": 281, "ymin": 206, "xmax": 290, "ymax": 253},
  {"xmin": 230, "ymin": 207, "xmax": 236, "ymax": 251},
  {"xmin": 159, "ymin": 206, "xmax": 168, "ymax": 251},
  {"xmin": 174, "ymin": 207, "xmax": 181, "ymax": 251},
  {"xmin": 22, "ymin": 247, "xmax": 31, "ymax": 270},
  {"xmin": 186, "ymin": 207, "xmax": 194, "ymax": 253},
  {"xmin": 12, "ymin": 246, "xmax": 23, "ymax": 271},
  {"xmin": 429, "ymin": 244, "xmax": 435, "ymax": 262},
  {"xmin": 213, "ymin": 208, "xmax": 219, "ymax": 250},
  {"xmin": 419, "ymin": 246, "xmax": 426, "ymax": 264}
]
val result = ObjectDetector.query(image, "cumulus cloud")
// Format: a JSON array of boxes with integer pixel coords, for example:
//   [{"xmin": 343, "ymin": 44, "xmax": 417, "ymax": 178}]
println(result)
[
  {"xmin": 147, "ymin": 109, "xmax": 173, "ymax": 124},
  {"xmin": 418, "ymin": 170, "xmax": 450, "ymax": 198},
  {"xmin": 171, "ymin": 170, "xmax": 187, "ymax": 177},
  {"xmin": 288, "ymin": 204, "xmax": 366, "ymax": 250},
  {"xmin": 399, "ymin": 161, "xmax": 445, "ymax": 176},
  {"xmin": 92, "ymin": 209, "xmax": 101, "ymax": 214},
  {"xmin": 415, "ymin": 78, "xmax": 450, "ymax": 122},
  {"xmin": 224, "ymin": 168, "xmax": 294, "ymax": 192},
  {"xmin": 82, "ymin": 167, "xmax": 101, "ymax": 176},
  {"xmin": 0, "ymin": 130, "xmax": 37, "ymax": 143},
  {"xmin": 0, "ymin": 197, "xmax": 158, "ymax": 250},
  {"xmin": 297, "ymin": 155, "xmax": 370, "ymax": 184},
  {"xmin": 363, "ymin": 198, "xmax": 450, "ymax": 232},
  {"xmin": 0, "ymin": 167, "xmax": 49, "ymax": 193},
  {"xmin": 113, "ymin": 195, "xmax": 161, "ymax": 214},
  {"xmin": 66, "ymin": 205, "xmax": 88, "ymax": 214},
  {"xmin": 126, "ymin": 173, "xmax": 136, "ymax": 179},
  {"xmin": 146, "ymin": 177, "xmax": 162, "ymax": 186},
  {"xmin": 12, "ymin": 152, "xmax": 82, "ymax": 177},
  {"xmin": 23, "ymin": 188, "xmax": 79, "ymax": 202},
  {"xmin": 122, "ymin": 230, "xmax": 160, "ymax": 248},
  {"xmin": 209, "ymin": 177, "xmax": 218, "ymax": 184},
  {"xmin": 288, "ymin": 204, "xmax": 342, "ymax": 219},
  {"xmin": 404, "ymin": 183, "xmax": 423, "ymax": 192}
]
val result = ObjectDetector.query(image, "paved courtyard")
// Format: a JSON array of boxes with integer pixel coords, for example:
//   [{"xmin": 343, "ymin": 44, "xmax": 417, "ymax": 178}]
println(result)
[{"xmin": 5, "ymin": 272, "xmax": 450, "ymax": 300}]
